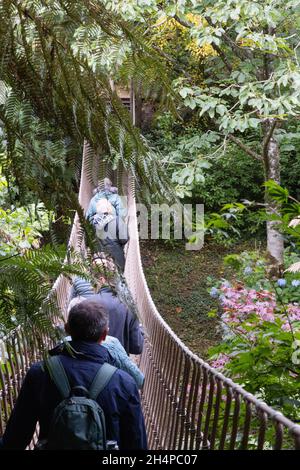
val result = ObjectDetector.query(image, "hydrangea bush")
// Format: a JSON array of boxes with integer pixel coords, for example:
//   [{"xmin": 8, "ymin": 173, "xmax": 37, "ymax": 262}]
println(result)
[{"xmin": 208, "ymin": 251, "xmax": 300, "ymax": 420}]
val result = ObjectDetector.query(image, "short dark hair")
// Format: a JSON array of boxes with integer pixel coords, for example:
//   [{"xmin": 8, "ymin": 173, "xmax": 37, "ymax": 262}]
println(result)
[{"xmin": 67, "ymin": 300, "xmax": 109, "ymax": 342}]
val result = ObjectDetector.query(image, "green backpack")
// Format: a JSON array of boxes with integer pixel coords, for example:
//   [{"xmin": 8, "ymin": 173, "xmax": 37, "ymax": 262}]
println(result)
[{"xmin": 37, "ymin": 356, "xmax": 117, "ymax": 450}]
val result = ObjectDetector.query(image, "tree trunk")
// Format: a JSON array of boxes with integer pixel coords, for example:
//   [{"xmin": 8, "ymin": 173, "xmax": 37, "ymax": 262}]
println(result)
[{"xmin": 263, "ymin": 119, "xmax": 284, "ymax": 274}]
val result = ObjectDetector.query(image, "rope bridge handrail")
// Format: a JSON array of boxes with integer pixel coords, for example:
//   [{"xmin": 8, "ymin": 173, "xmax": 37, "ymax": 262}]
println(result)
[{"xmin": 1, "ymin": 142, "xmax": 300, "ymax": 450}]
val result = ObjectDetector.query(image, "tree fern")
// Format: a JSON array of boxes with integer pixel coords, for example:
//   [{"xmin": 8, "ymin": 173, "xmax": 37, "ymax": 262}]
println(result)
[
  {"xmin": 0, "ymin": 0, "xmax": 179, "ymax": 336},
  {"xmin": 0, "ymin": 244, "xmax": 100, "ymax": 336},
  {"xmin": 0, "ymin": 0, "xmax": 176, "ymax": 204}
]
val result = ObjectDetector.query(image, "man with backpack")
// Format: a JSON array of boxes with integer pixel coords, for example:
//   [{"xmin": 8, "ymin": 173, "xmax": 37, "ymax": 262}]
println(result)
[
  {"xmin": 0, "ymin": 300, "xmax": 147, "ymax": 450},
  {"xmin": 86, "ymin": 177, "xmax": 127, "ymax": 220}
]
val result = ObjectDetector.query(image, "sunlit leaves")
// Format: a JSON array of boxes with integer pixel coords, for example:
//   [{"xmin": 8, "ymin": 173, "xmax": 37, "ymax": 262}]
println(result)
[
  {"xmin": 0, "ymin": 244, "xmax": 93, "ymax": 335},
  {"xmin": 0, "ymin": 200, "xmax": 53, "ymax": 256}
]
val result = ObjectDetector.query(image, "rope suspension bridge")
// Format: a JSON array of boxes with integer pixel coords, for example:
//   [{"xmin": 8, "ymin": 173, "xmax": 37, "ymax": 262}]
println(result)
[{"xmin": 1, "ymin": 98, "xmax": 300, "ymax": 451}]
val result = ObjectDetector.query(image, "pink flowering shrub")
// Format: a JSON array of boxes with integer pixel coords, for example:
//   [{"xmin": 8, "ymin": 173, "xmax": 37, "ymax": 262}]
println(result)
[
  {"xmin": 220, "ymin": 285, "xmax": 277, "ymax": 325},
  {"xmin": 208, "ymin": 251, "xmax": 300, "ymax": 420},
  {"xmin": 219, "ymin": 284, "xmax": 300, "ymax": 334},
  {"xmin": 210, "ymin": 353, "xmax": 230, "ymax": 369}
]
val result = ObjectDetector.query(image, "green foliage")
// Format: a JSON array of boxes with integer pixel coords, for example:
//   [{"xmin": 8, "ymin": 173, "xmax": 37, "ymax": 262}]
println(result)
[
  {"xmin": 0, "ymin": 0, "xmax": 179, "ymax": 338},
  {"xmin": 200, "ymin": 180, "xmax": 300, "ymax": 248},
  {"xmin": 0, "ymin": 245, "xmax": 95, "ymax": 336},
  {"xmin": 205, "ymin": 204, "xmax": 246, "ymax": 246},
  {"xmin": 278, "ymin": 123, "xmax": 300, "ymax": 200},
  {"xmin": 210, "ymin": 323, "xmax": 300, "ymax": 420},
  {"xmin": 196, "ymin": 150, "xmax": 264, "ymax": 211},
  {"xmin": 208, "ymin": 182, "xmax": 300, "ymax": 417},
  {"xmin": 0, "ymin": 171, "xmax": 19, "ymax": 208},
  {"xmin": 223, "ymin": 253, "xmax": 244, "ymax": 271},
  {"xmin": 0, "ymin": 202, "xmax": 53, "ymax": 255},
  {"xmin": 174, "ymin": 1, "xmax": 300, "ymax": 130},
  {"xmin": 150, "ymin": 117, "xmax": 264, "ymax": 205},
  {"xmin": 0, "ymin": 0, "xmax": 176, "ymax": 213},
  {"xmin": 163, "ymin": 131, "xmax": 215, "ymax": 198},
  {"xmin": 264, "ymin": 180, "xmax": 289, "ymax": 205},
  {"xmin": 264, "ymin": 181, "xmax": 300, "ymax": 252},
  {"xmin": 209, "ymin": 249, "xmax": 300, "ymax": 420},
  {"xmin": 1, "ymin": 91, "xmax": 80, "ymax": 208}
]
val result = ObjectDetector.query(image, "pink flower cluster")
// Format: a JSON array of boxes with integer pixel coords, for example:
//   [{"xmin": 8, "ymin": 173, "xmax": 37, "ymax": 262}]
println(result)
[
  {"xmin": 211, "ymin": 354, "xmax": 230, "ymax": 369},
  {"xmin": 220, "ymin": 284, "xmax": 276, "ymax": 325},
  {"xmin": 210, "ymin": 283, "xmax": 300, "ymax": 371},
  {"xmin": 281, "ymin": 304, "xmax": 300, "ymax": 331},
  {"xmin": 219, "ymin": 283, "xmax": 300, "ymax": 333}
]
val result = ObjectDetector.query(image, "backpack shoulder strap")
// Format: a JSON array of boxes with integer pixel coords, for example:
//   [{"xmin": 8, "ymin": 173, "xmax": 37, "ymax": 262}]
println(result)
[
  {"xmin": 44, "ymin": 355, "xmax": 71, "ymax": 399},
  {"xmin": 89, "ymin": 363, "xmax": 117, "ymax": 400}
]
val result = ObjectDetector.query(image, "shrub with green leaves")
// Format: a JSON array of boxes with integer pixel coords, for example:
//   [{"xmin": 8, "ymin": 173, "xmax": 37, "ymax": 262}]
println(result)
[
  {"xmin": 208, "ymin": 249, "xmax": 300, "ymax": 420},
  {"xmin": 0, "ymin": 201, "xmax": 53, "ymax": 256}
]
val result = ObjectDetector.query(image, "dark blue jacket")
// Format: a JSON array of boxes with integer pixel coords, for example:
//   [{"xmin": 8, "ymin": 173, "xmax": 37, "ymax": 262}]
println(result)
[
  {"xmin": 69, "ymin": 285, "xmax": 143, "ymax": 356},
  {"xmin": 0, "ymin": 341, "xmax": 147, "ymax": 450},
  {"xmin": 88, "ymin": 288, "xmax": 144, "ymax": 355}
]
